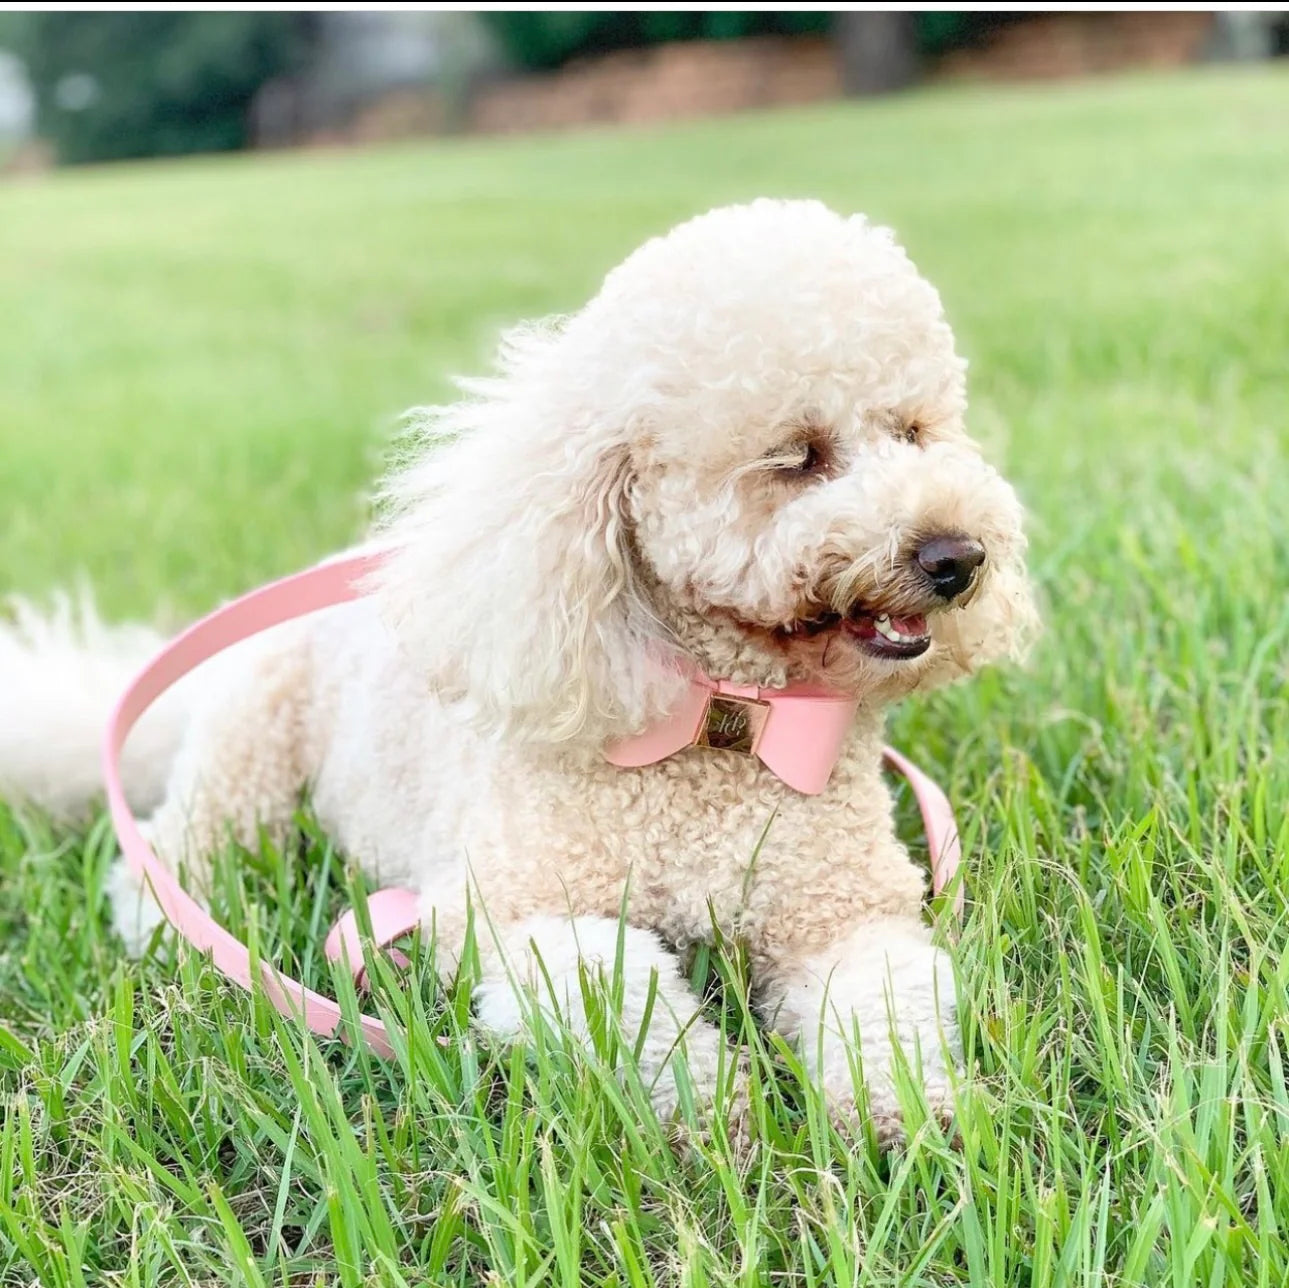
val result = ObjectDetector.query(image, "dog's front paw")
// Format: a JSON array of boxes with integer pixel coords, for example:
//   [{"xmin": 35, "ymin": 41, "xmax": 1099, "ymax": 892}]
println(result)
[
  {"xmin": 647, "ymin": 1023, "xmax": 754, "ymax": 1159},
  {"xmin": 661, "ymin": 1061, "xmax": 754, "ymax": 1161},
  {"xmin": 824, "ymin": 1064, "xmax": 960, "ymax": 1150}
]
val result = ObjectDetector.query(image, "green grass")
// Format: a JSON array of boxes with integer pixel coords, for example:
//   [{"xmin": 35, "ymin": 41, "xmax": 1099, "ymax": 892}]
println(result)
[{"xmin": 3, "ymin": 65, "xmax": 1289, "ymax": 1284}]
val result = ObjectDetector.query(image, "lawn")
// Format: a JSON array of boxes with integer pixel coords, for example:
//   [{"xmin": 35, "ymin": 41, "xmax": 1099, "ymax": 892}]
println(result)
[{"xmin": 3, "ymin": 65, "xmax": 1289, "ymax": 1285}]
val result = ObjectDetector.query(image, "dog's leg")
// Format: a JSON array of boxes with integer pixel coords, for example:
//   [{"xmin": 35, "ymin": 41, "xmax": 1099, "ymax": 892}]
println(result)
[
  {"xmin": 108, "ymin": 636, "xmax": 313, "ymax": 953},
  {"xmin": 758, "ymin": 916, "xmax": 960, "ymax": 1144},
  {"xmin": 472, "ymin": 914, "xmax": 740, "ymax": 1127}
]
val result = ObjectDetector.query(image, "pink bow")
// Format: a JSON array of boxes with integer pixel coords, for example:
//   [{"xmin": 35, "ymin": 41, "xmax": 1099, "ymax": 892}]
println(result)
[{"xmin": 604, "ymin": 675, "xmax": 860, "ymax": 795}]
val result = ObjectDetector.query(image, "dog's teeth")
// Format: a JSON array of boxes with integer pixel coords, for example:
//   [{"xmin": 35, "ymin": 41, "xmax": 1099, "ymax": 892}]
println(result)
[{"xmin": 871, "ymin": 612, "xmax": 926, "ymax": 646}]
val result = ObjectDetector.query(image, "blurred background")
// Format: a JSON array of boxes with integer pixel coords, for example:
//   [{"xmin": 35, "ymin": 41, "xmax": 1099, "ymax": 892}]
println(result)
[{"xmin": 1, "ymin": 11, "xmax": 1287, "ymax": 166}]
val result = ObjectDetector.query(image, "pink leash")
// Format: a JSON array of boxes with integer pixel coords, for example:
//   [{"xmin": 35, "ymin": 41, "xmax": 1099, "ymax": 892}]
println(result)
[{"xmin": 102, "ymin": 552, "xmax": 963, "ymax": 1057}]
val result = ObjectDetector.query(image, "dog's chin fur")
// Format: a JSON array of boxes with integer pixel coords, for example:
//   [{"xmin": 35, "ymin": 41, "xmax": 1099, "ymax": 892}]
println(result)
[
  {"xmin": 1, "ymin": 199, "xmax": 1037, "ymax": 1142},
  {"xmin": 638, "ymin": 573, "xmax": 1033, "ymax": 708}
]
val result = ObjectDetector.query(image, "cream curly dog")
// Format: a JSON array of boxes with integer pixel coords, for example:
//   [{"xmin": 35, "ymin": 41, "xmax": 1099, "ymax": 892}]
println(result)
[{"xmin": 0, "ymin": 199, "xmax": 1035, "ymax": 1141}]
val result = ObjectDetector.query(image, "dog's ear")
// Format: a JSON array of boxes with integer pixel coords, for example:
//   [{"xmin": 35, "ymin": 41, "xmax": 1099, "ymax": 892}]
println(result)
[{"xmin": 370, "ymin": 324, "xmax": 683, "ymax": 745}]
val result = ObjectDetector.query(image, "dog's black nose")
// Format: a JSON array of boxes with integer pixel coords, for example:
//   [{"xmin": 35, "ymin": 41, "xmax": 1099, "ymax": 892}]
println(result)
[{"xmin": 916, "ymin": 535, "xmax": 987, "ymax": 600}]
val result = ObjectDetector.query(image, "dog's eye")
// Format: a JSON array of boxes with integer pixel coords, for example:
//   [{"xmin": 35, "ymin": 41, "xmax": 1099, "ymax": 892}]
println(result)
[
  {"xmin": 770, "ymin": 438, "xmax": 829, "ymax": 475},
  {"xmin": 797, "ymin": 442, "xmax": 823, "ymax": 472},
  {"xmin": 901, "ymin": 421, "xmax": 925, "ymax": 446}
]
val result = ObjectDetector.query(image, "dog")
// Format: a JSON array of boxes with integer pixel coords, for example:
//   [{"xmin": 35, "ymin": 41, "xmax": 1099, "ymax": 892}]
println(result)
[{"xmin": 0, "ymin": 199, "xmax": 1036, "ymax": 1143}]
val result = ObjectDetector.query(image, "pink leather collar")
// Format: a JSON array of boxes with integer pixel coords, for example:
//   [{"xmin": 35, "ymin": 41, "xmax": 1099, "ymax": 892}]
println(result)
[
  {"xmin": 102, "ymin": 551, "xmax": 963, "ymax": 1058},
  {"xmin": 606, "ymin": 676, "xmax": 858, "ymax": 795}
]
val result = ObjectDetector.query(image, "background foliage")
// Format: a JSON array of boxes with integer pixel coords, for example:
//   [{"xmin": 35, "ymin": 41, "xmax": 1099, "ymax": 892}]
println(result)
[
  {"xmin": 479, "ymin": 11, "xmax": 988, "ymax": 70},
  {"xmin": 2, "ymin": 11, "xmax": 1000, "ymax": 164},
  {"xmin": 480, "ymin": 11, "xmax": 832, "ymax": 71},
  {"xmin": 9, "ymin": 12, "xmax": 309, "ymax": 164}
]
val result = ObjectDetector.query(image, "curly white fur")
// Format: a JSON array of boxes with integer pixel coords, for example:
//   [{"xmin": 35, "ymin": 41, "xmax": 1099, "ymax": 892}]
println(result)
[
  {"xmin": 762, "ymin": 916, "xmax": 961, "ymax": 1142},
  {"xmin": 0, "ymin": 200, "xmax": 1036, "ymax": 1142},
  {"xmin": 473, "ymin": 915, "xmax": 739, "ymax": 1121},
  {"xmin": 0, "ymin": 591, "xmax": 183, "ymax": 819}
]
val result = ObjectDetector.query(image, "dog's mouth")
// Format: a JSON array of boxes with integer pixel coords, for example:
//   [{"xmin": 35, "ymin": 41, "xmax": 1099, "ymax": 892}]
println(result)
[{"xmin": 787, "ymin": 606, "xmax": 932, "ymax": 660}]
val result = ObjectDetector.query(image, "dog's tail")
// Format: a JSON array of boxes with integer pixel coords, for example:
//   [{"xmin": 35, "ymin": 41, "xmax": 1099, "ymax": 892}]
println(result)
[{"xmin": 0, "ymin": 590, "xmax": 187, "ymax": 821}]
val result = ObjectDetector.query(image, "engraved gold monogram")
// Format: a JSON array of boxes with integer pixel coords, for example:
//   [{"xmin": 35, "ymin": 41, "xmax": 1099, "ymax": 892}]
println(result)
[{"xmin": 694, "ymin": 695, "xmax": 770, "ymax": 756}]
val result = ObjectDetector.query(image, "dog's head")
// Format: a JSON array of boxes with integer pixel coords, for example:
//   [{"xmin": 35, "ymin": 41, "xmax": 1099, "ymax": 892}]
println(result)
[{"xmin": 376, "ymin": 200, "xmax": 1037, "ymax": 743}]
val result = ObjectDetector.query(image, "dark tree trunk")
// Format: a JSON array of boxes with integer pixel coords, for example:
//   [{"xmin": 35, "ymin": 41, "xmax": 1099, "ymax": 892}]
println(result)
[{"xmin": 836, "ymin": 11, "xmax": 920, "ymax": 96}]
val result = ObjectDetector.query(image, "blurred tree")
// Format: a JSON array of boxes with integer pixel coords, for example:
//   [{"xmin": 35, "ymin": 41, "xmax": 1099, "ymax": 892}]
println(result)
[
  {"xmin": 12, "ymin": 12, "xmax": 311, "ymax": 164},
  {"xmin": 481, "ymin": 12, "xmax": 831, "ymax": 71},
  {"xmin": 836, "ymin": 12, "xmax": 919, "ymax": 94},
  {"xmin": 479, "ymin": 11, "xmax": 1014, "ymax": 83},
  {"xmin": 917, "ymin": 13, "xmax": 978, "ymax": 56}
]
